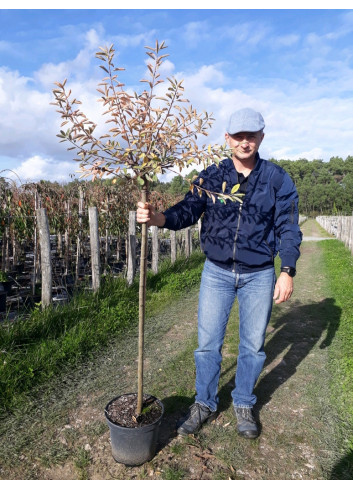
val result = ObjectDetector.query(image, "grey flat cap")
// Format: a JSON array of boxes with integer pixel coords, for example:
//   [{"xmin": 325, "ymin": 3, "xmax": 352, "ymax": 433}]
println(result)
[{"xmin": 226, "ymin": 108, "xmax": 265, "ymax": 135}]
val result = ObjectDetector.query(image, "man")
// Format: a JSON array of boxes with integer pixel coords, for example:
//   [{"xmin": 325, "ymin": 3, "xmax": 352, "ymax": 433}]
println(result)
[{"xmin": 136, "ymin": 108, "xmax": 302, "ymax": 439}]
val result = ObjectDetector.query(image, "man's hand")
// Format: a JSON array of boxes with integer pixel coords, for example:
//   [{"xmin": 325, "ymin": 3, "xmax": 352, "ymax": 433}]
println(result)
[
  {"xmin": 273, "ymin": 272, "xmax": 294, "ymax": 304},
  {"xmin": 136, "ymin": 202, "xmax": 166, "ymax": 227}
]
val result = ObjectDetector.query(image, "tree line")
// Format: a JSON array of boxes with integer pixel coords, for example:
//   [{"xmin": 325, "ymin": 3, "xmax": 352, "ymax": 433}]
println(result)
[
  {"xmin": 270, "ymin": 156, "xmax": 353, "ymax": 216},
  {"xmin": 150, "ymin": 156, "xmax": 353, "ymax": 216}
]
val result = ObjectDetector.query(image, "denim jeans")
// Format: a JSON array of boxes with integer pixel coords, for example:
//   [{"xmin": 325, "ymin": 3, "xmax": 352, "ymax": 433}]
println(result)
[{"xmin": 194, "ymin": 259, "xmax": 276, "ymax": 412}]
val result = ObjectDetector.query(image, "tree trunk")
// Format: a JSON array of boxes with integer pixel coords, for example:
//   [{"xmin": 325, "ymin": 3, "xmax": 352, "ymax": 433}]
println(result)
[
  {"xmin": 64, "ymin": 200, "xmax": 71, "ymax": 275},
  {"xmin": 170, "ymin": 230, "xmax": 177, "ymax": 263},
  {"xmin": 32, "ymin": 191, "xmax": 40, "ymax": 295},
  {"xmin": 151, "ymin": 225, "xmax": 159, "ymax": 274},
  {"xmin": 136, "ymin": 180, "xmax": 149, "ymax": 416},
  {"xmin": 75, "ymin": 187, "xmax": 84, "ymax": 282},
  {"xmin": 127, "ymin": 211, "xmax": 136, "ymax": 285}
]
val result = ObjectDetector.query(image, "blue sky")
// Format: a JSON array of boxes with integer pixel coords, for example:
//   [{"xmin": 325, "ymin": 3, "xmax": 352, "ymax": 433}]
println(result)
[{"xmin": 1, "ymin": 6, "xmax": 353, "ymax": 184}]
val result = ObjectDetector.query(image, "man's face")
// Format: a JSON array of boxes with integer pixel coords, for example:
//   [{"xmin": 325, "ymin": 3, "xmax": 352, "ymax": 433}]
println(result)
[{"xmin": 225, "ymin": 131, "xmax": 264, "ymax": 161}]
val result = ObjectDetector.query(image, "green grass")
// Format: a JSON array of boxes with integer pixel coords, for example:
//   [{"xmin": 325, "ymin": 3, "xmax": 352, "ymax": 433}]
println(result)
[
  {"xmin": 0, "ymin": 252, "xmax": 205, "ymax": 414},
  {"xmin": 161, "ymin": 463, "xmax": 186, "ymax": 480},
  {"xmin": 319, "ymin": 239, "xmax": 353, "ymax": 478}
]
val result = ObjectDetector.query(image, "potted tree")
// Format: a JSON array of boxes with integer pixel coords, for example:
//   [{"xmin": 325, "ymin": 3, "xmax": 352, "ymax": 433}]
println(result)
[{"xmin": 52, "ymin": 40, "xmax": 242, "ymax": 465}]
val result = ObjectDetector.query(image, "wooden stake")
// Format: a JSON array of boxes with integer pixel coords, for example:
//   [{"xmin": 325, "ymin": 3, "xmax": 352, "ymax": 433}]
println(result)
[
  {"xmin": 88, "ymin": 207, "xmax": 101, "ymax": 292},
  {"xmin": 36, "ymin": 207, "xmax": 52, "ymax": 308}
]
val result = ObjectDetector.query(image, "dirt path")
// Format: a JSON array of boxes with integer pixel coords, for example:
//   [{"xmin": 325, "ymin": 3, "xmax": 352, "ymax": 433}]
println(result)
[{"xmin": 0, "ymin": 219, "xmax": 342, "ymax": 480}]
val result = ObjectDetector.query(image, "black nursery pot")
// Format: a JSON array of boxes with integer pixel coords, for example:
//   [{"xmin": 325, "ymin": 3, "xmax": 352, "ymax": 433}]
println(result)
[
  {"xmin": 0, "ymin": 281, "xmax": 11, "ymax": 294},
  {"xmin": 104, "ymin": 394, "xmax": 164, "ymax": 466},
  {"xmin": 0, "ymin": 291, "xmax": 7, "ymax": 313}
]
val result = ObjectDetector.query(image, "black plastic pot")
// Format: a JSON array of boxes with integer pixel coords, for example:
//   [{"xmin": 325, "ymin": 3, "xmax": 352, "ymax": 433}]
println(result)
[
  {"xmin": 0, "ymin": 291, "xmax": 7, "ymax": 313},
  {"xmin": 105, "ymin": 394, "xmax": 164, "ymax": 466},
  {"xmin": 0, "ymin": 281, "xmax": 11, "ymax": 294}
]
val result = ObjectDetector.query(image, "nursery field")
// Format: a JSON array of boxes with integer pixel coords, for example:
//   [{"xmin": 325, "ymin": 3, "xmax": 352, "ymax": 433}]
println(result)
[{"xmin": 0, "ymin": 219, "xmax": 353, "ymax": 480}]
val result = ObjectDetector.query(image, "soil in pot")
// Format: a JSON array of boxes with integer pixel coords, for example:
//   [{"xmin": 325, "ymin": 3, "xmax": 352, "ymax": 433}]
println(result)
[{"xmin": 105, "ymin": 393, "xmax": 163, "ymax": 428}]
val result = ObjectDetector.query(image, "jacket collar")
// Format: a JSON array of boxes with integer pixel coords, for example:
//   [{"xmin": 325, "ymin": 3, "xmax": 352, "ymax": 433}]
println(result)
[{"xmin": 224, "ymin": 152, "xmax": 262, "ymax": 184}]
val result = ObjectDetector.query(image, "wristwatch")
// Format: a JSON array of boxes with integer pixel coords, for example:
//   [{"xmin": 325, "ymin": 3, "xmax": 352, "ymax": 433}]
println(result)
[{"xmin": 280, "ymin": 266, "xmax": 296, "ymax": 277}]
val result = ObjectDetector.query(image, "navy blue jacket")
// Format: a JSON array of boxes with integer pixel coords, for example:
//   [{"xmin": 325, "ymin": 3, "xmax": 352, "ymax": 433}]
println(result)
[{"xmin": 163, "ymin": 154, "xmax": 302, "ymax": 273}]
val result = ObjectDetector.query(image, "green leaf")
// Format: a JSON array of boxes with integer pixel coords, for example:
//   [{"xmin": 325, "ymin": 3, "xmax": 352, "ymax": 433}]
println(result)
[{"xmin": 231, "ymin": 184, "xmax": 240, "ymax": 194}]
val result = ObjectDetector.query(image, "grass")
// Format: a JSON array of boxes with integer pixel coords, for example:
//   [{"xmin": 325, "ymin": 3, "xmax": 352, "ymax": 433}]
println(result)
[
  {"xmin": 318, "ymin": 239, "xmax": 353, "ymax": 479},
  {"xmin": 2, "ymin": 221, "xmax": 353, "ymax": 480},
  {"xmin": 161, "ymin": 463, "xmax": 186, "ymax": 480},
  {"xmin": 0, "ymin": 251, "xmax": 205, "ymax": 414}
]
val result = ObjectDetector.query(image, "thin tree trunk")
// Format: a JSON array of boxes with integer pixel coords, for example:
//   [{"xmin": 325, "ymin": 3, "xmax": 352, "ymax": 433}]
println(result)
[
  {"xmin": 36, "ymin": 207, "xmax": 52, "ymax": 308},
  {"xmin": 127, "ymin": 211, "xmax": 136, "ymax": 285},
  {"xmin": 64, "ymin": 200, "xmax": 71, "ymax": 275},
  {"xmin": 32, "ymin": 191, "xmax": 39, "ymax": 295},
  {"xmin": 75, "ymin": 188, "xmax": 84, "ymax": 282},
  {"xmin": 151, "ymin": 225, "xmax": 159, "ymax": 274},
  {"xmin": 116, "ymin": 235, "xmax": 121, "ymax": 262},
  {"xmin": 136, "ymin": 180, "xmax": 149, "ymax": 416}
]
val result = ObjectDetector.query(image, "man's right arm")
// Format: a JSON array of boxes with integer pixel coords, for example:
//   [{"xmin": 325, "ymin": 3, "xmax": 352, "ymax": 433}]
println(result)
[
  {"xmin": 136, "ymin": 202, "xmax": 166, "ymax": 227},
  {"xmin": 136, "ymin": 169, "xmax": 210, "ymax": 229}
]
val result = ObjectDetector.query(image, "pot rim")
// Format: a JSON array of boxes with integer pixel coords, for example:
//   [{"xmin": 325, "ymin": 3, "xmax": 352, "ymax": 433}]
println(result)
[{"xmin": 104, "ymin": 392, "xmax": 164, "ymax": 430}]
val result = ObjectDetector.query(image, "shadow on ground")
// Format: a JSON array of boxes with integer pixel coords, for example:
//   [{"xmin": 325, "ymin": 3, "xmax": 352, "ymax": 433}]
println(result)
[
  {"xmin": 156, "ymin": 298, "xmax": 341, "ymax": 450},
  {"xmin": 330, "ymin": 449, "xmax": 353, "ymax": 479},
  {"xmin": 255, "ymin": 297, "xmax": 341, "ymax": 409}
]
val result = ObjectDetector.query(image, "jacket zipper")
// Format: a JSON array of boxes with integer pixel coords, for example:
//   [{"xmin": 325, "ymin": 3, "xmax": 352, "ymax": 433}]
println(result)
[
  {"xmin": 232, "ymin": 203, "xmax": 243, "ymax": 272},
  {"xmin": 232, "ymin": 173, "xmax": 249, "ymax": 273}
]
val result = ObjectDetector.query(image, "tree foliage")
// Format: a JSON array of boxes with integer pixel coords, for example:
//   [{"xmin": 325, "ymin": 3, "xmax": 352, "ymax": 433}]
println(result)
[{"xmin": 51, "ymin": 40, "xmax": 241, "ymax": 204}]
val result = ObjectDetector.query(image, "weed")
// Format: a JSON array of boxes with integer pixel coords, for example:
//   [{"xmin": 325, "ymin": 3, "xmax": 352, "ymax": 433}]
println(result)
[
  {"xmin": 170, "ymin": 442, "xmax": 186, "ymax": 456},
  {"xmin": 84, "ymin": 420, "xmax": 108, "ymax": 438},
  {"xmin": 161, "ymin": 463, "xmax": 186, "ymax": 480},
  {"xmin": 74, "ymin": 447, "xmax": 91, "ymax": 479},
  {"xmin": 39, "ymin": 443, "xmax": 71, "ymax": 468}
]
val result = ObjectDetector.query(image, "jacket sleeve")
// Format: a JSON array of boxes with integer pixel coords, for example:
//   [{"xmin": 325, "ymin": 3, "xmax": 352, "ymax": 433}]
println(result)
[
  {"xmin": 274, "ymin": 172, "xmax": 303, "ymax": 269},
  {"xmin": 162, "ymin": 171, "xmax": 208, "ymax": 231}
]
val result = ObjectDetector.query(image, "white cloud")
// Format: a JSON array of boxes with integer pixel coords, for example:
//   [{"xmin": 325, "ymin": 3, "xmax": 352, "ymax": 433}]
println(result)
[
  {"xmin": 274, "ymin": 34, "xmax": 300, "ymax": 47},
  {"xmin": 183, "ymin": 21, "xmax": 209, "ymax": 44},
  {"xmin": 114, "ymin": 31, "xmax": 157, "ymax": 48},
  {"xmin": 34, "ymin": 29, "xmax": 102, "ymax": 89},
  {"xmin": 5, "ymin": 155, "xmax": 79, "ymax": 184}
]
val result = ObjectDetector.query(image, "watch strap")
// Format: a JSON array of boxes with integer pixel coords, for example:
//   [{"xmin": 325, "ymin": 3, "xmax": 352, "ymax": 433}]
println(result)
[{"xmin": 280, "ymin": 266, "xmax": 296, "ymax": 277}]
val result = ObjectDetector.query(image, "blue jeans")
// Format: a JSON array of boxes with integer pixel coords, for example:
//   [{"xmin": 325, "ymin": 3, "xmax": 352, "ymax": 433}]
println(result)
[{"xmin": 194, "ymin": 259, "xmax": 276, "ymax": 412}]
